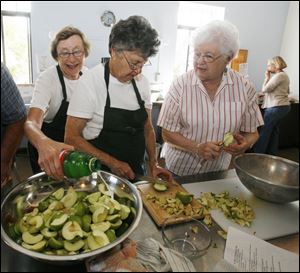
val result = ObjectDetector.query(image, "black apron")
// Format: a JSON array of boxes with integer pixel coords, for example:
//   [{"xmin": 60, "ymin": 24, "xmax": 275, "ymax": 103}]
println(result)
[
  {"xmin": 89, "ymin": 62, "xmax": 148, "ymax": 175},
  {"xmin": 28, "ymin": 65, "xmax": 81, "ymax": 173}
]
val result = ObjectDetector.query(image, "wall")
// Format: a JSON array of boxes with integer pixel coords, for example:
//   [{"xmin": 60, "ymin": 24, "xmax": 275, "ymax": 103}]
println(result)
[
  {"xmin": 31, "ymin": 1, "xmax": 178, "ymax": 89},
  {"xmin": 31, "ymin": 1, "xmax": 291, "ymax": 93},
  {"xmin": 280, "ymin": 1, "xmax": 299, "ymax": 100},
  {"xmin": 198, "ymin": 1, "xmax": 290, "ymax": 91}
]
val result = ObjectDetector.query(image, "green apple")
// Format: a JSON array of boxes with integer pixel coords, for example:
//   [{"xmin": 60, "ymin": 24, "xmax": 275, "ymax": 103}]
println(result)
[
  {"xmin": 119, "ymin": 204, "xmax": 131, "ymax": 220},
  {"xmin": 92, "ymin": 206, "xmax": 108, "ymax": 223},
  {"xmin": 40, "ymin": 227, "xmax": 57, "ymax": 238},
  {"xmin": 64, "ymin": 239, "xmax": 85, "ymax": 252},
  {"xmin": 22, "ymin": 231, "xmax": 43, "ymax": 245},
  {"xmin": 62, "ymin": 221, "xmax": 83, "ymax": 240},
  {"xmin": 91, "ymin": 221, "xmax": 111, "ymax": 235},
  {"xmin": 27, "ymin": 215, "xmax": 44, "ymax": 233},
  {"xmin": 61, "ymin": 187, "xmax": 77, "ymax": 208},
  {"xmin": 82, "ymin": 215, "xmax": 92, "ymax": 232},
  {"xmin": 105, "ymin": 229, "xmax": 116, "ymax": 242},
  {"xmin": 48, "ymin": 237, "xmax": 64, "ymax": 249},
  {"xmin": 52, "ymin": 187, "xmax": 64, "ymax": 200},
  {"xmin": 22, "ymin": 240, "xmax": 46, "ymax": 252},
  {"xmin": 50, "ymin": 213, "xmax": 68, "ymax": 230},
  {"xmin": 223, "ymin": 132, "xmax": 234, "ymax": 147}
]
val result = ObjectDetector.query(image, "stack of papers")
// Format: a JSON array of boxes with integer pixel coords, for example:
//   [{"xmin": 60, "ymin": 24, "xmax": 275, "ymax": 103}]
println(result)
[{"xmin": 224, "ymin": 227, "xmax": 299, "ymax": 272}]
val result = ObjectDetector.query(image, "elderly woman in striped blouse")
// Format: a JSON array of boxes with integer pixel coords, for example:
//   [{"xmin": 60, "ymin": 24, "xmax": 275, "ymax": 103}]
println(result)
[{"xmin": 157, "ymin": 20, "xmax": 264, "ymax": 176}]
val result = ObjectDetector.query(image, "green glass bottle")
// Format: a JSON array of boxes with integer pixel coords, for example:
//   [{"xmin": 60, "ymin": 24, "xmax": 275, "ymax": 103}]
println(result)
[{"xmin": 59, "ymin": 150, "xmax": 101, "ymax": 179}]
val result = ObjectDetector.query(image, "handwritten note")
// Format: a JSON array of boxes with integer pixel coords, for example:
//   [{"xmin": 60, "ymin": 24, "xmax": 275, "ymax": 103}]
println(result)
[{"xmin": 224, "ymin": 227, "xmax": 299, "ymax": 272}]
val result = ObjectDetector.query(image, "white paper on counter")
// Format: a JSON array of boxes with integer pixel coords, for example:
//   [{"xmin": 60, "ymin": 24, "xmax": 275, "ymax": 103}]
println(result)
[{"xmin": 224, "ymin": 227, "xmax": 299, "ymax": 272}]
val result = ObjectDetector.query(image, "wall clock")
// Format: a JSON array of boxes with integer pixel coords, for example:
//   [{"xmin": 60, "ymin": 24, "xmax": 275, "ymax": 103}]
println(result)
[{"xmin": 101, "ymin": 10, "xmax": 116, "ymax": 27}]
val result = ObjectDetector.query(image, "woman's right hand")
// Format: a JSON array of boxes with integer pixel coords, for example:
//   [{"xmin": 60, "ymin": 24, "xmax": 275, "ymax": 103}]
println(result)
[
  {"xmin": 109, "ymin": 159, "xmax": 135, "ymax": 180},
  {"xmin": 265, "ymin": 70, "xmax": 270, "ymax": 80},
  {"xmin": 37, "ymin": 139, "xmax": 74, "ymax": 180},
  {"xmin": 196, "ymin": 141, "xmax": 222, "ymax": 161}
]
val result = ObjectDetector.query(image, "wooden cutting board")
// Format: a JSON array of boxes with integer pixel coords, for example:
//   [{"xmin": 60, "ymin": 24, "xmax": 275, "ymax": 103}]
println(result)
[{"xmin": 136, "ymin": 180, "xmax": 204, "ymax": 226}]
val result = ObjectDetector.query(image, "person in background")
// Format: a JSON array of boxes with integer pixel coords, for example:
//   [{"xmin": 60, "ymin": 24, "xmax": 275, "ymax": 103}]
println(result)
[
  {"xmin": 1, "ymin": 63, "xmax": 27, "ymax": 186},
  {"xmin": 24, "ymin": 26, "xmax": 90, "ymax": 180},
  {"xmin": 157, "ymin": 20, "xmax": 264, "ymax": 176},
  {"xmin": 253, "ymin": 56, "xmax": 290, "ymax": 155},
  {"xmin": 65, "ymin": 16, "xmax": 172, "ymax": 182}
]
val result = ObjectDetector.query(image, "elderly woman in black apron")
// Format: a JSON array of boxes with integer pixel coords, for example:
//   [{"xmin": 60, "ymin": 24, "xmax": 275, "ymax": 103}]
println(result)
[
  {"xmin": 24, "ymin": 26, "xmax": 90, "ymax": 180},
  {"xmin": 65, "ymin": 16, "xmax": 172, "ymax": 182}
]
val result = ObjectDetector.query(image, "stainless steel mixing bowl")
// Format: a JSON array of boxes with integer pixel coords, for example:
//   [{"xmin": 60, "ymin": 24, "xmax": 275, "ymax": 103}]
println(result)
[
  {"xmin": 1, "ymin": 171, "xmax": 142, "ymax": 264},
  {"xmin": 234, "ymin": 153, "xmax": 299, "ymax": 203}
]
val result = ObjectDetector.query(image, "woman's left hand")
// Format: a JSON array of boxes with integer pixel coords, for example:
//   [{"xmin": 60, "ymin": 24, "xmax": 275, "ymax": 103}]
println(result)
[
  {"xmin": 223, "ymin": 133, "xmax": 250, "ymax": 155},
  {"xmin": 151, "ymin": 165, "xmax": 173, "ymax": 182}
]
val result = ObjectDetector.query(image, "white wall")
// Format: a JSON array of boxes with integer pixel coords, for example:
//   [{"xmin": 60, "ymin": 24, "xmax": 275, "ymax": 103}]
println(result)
[
  {"xmin": 31, "ymin": 1, "xmax": 178, "ymax": 88},
  {"xmin": 31, "ymin": 1, "xmax": 291, "ymax": 92},
  {"xmin": 280, "ymin": 1, "xmax": 299, "ymax": 100},
  {"xmin": 198, "ymin": 1, "xmax": 290, "ymax": 91}
]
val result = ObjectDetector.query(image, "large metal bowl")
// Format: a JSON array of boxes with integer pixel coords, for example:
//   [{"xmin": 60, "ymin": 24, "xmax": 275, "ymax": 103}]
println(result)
[
  {"xmin": 234, "ymin": 153, "xmax": 299, "ymax": 203},
  {"xmin": 1, "ymin": 171, "xmax": 142, "ymax": 264}
]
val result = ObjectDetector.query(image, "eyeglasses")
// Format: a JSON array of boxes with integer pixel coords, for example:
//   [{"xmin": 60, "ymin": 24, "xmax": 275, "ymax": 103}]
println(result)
[
  {"xmin": 194, "ymin": 52, "xmax": 223, "ymax": 63},
  {"xmin": 122, "ymin": 52, "xmax": 151, "ymax": 71},
  {"xmin": 58, "ymin": 50, "xmax": 84, "ymax": 59}
]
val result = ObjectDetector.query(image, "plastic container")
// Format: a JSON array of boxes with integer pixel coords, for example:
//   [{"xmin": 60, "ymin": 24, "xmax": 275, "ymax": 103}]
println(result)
[{"xmin": 59, "ymin": 150, "xmax": 101, "ymax": 179}]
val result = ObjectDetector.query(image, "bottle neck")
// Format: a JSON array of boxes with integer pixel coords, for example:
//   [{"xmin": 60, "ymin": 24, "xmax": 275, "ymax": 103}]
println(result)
[
  {"xmin": 59, "ymin": 149, "xmax": 70, "ymax": 163},
  {"xmin": 89, "ymin": 157, "xmax": 101, "ymax": 172}
]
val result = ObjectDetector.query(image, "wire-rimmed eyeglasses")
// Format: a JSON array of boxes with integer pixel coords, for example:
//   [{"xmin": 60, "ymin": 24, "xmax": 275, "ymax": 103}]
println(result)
[
  {"xmin": 58, "ymin": 50, "xmax": 84, "ymax": 59},
  {"xmin": 194, "ymin": 52, "xmax": 223, "ymax": 63},
  {"xmin": 122, "ymin": 52, "xmax": 151, "ymax": 71}
]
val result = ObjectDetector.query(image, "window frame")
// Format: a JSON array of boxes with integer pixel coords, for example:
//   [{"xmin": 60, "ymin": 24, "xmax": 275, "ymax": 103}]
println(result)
[
  {"xmin": 1, "ymin": 10, "xmax": 33, "ymax": 84},
  {"xmin": 176, "ymin": 25, "xmax": 197, "ymax": 73}
]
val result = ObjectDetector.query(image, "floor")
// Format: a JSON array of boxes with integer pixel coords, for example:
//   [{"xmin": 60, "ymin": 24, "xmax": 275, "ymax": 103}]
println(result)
[{"xmin": 11, "ymin": 146, "xmax": 299, "ymax": 184}]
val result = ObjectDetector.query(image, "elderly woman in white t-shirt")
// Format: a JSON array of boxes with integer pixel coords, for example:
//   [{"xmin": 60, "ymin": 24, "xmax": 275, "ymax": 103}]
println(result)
[
  {"xmin": 24, "ymin": 26, "xmax": 90, "ymax": 180},
  {"xmin": 157, "ymin": 20, "xmax": 264, "ymax": 176},
  {"xmin": 65, "ymin": 16, "xmax": 172, "ymax": 182}
]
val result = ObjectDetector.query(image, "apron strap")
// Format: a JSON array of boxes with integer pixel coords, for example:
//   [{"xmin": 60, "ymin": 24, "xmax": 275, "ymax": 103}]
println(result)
[
  {"xmin": 56, "ymin": 65, "xmax": 67, "ymax": 101},
  {"xmin": 56, "ymin": 65, "xmax": 83, "ymax": 101},
  {"xmin": 131, "ymin": 78, "xmax": 145, "ymax": 109},
  {"xmin": 104, "ymin": 60, "xmax": 145, "ymax": 109},
  {"xmin": 104, "ymin": 61, "xmax": 111, "ymax": 107}
]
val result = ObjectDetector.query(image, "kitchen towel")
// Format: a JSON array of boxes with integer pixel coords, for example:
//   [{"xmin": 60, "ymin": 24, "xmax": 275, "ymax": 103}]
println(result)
[{"xmin": 136, "ymin": 238, "xmax": 196, "ymax": 272}]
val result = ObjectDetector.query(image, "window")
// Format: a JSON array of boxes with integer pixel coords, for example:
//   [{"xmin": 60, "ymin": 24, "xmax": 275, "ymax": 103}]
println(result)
[
  {"xmin": 1, "ymin": 1, "xmax": 32, "ymax": 84},
  {"xmin": 174, "ymin": 2, "xmax": 225, "ymax": 77}
]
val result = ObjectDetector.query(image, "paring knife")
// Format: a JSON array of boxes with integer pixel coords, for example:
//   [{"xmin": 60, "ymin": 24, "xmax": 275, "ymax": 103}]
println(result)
[{"xmin": 134, "ymin": 175, "xmax": 168, "ymax": 185}]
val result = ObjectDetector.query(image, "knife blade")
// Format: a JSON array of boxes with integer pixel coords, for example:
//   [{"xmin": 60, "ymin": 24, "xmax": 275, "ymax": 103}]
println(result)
[{"xmin": 135, "ymin": 175, "xmax": 167, "ymax": 185}]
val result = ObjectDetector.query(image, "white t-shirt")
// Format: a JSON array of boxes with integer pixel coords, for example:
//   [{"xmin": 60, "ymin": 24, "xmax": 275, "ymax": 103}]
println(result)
[
  {"xmin": 67, "ymin": 63, "xmax": 152, "ymax": 140},
  {"xmin": 30, "ymin": 65, "xmax": 87, "ymax": 123}
]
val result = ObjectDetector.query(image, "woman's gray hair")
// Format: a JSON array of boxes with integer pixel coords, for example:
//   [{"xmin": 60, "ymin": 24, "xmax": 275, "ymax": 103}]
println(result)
[
  {"xmin": 193, "ymin": 20, "xmax": 240, "ymax": 60},
  {"xmin": 109, "ymin": 15, "xmax": 160, "ymax": 58}
]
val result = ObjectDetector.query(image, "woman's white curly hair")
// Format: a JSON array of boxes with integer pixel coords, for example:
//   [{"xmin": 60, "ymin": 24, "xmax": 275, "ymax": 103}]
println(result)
[{"xmin": 193, "ymin": 20, "xmax": 240, "ymax": 60}]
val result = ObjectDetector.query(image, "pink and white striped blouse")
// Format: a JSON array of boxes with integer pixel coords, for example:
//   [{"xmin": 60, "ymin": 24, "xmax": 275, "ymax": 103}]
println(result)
[{"xmin": 157, "ymin": 68, "xmax": 264, "ymax": 176}]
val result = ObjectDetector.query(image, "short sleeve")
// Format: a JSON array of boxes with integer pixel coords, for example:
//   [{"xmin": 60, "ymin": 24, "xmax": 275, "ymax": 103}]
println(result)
[
  {"xmin": 30, "ymin": 67, "xmax": 57, "ymax": 113},
  {"xmin": 138, "ymin": 75, "xmax": 152, "ymax": 110},
  {"xmin": 157, "ymin": 81, "xmax": 182, "ymax": 132},
  {"xmin": 240, "ymin": 79, "xmax": 264, "ymax": 132},
  {"xmin": 1, "ymin": 63, "xmax": 26, "ymax": 125},
  {"xmin": 67, "ymin": 69, "xmax": 99, "ymax": 119}
]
